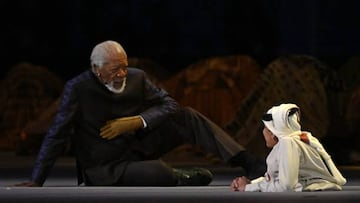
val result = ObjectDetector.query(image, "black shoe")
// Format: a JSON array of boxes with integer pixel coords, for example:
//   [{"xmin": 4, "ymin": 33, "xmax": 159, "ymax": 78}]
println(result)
[
  {"xmin": 173, "ymin": 167, "xmax": 213, "ymax": 186},
  {"xmin": 228, "ymin": 151, "xmax": 266, "ymax": 179}
]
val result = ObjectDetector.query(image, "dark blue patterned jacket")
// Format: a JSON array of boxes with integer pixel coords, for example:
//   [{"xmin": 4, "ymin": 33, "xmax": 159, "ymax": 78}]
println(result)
[{"xmin": 31, "ymin": 67, "xmax": 178, "ymax": 185}]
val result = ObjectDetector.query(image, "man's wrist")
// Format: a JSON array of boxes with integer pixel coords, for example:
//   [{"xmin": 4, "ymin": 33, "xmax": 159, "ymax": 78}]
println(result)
[{"xmin": 139, "ymin": 116, "xmax": 147, "ymax": 128}]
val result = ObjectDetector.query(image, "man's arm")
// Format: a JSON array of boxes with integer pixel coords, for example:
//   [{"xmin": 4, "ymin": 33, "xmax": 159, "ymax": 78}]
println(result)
[
  {"xmin": 139, "ymin": 74, "xmax": 179, "ymax": 129},
  {"xmin": 29, "ymin": 80, "xmax": 78, "ymax": 186}
]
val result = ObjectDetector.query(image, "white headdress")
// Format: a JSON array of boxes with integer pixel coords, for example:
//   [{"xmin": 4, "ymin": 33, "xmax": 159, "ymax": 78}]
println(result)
[{"xmin": 262, "ymin": 103, "xmax": 301, "ymax": 139}]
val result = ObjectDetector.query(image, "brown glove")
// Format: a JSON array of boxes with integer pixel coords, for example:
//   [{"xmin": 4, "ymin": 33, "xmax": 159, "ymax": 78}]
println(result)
[{"xmin": 100, "ymin": 115, "xmax": 144, "ymax": 139}]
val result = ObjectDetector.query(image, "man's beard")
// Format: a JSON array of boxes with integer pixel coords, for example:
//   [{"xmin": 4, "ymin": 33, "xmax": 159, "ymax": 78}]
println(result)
[{"xmin": 105, "ymin": 77, "xmax": 127, "ymax": 94}]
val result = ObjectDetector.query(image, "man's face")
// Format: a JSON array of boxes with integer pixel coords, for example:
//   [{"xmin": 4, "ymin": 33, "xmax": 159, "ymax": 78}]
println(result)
[
  {"xmin": 96, "ymin": 61, "xmax": 128, "ymax": 86},
  {"xmin": 94, "ymin": 58, "xmax": 128, "ymax": 93}
]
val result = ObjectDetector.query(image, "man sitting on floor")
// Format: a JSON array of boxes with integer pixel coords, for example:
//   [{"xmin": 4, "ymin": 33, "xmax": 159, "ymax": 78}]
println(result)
[{"xmin": 16, "ymin": 40, "xmax": 265, "ymax": 187}]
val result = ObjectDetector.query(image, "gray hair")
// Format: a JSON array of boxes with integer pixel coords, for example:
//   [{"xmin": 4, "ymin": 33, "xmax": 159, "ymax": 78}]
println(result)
[{"xmin": 90, "ymin": 40, "xmax": 127, "ymax": 69}]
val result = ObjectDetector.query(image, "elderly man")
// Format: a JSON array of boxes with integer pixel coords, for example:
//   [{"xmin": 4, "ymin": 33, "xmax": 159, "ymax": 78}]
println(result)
[{"xmin": 16, "ymin": 40, "xmax": 265, "ymax": 187}]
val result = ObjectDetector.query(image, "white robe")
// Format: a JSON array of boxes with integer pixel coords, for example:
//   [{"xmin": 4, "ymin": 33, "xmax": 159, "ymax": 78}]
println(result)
[{"xmin": 245, "ymin": 131, "xmax": 346, "ymax": 192}]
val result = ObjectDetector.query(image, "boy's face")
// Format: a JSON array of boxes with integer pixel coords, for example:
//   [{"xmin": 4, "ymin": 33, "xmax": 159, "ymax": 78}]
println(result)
[{"xmin": 262, "ymin": 126, "xmax": 278, "ymax": 148}]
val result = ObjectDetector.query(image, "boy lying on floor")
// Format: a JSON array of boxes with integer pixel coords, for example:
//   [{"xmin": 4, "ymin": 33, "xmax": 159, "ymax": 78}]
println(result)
[{"xmin": 231, "ymin": 103, "xmax": 346, "ymax": 192}]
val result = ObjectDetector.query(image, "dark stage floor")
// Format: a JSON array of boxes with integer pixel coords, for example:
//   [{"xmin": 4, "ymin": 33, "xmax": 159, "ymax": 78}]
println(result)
[{"xmin": 1, "ymin": 152, "xmax": 359, "ymax": 203}]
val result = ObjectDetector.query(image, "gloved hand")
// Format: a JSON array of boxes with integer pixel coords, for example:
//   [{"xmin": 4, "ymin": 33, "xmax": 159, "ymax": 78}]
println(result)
[{"xmin": 100, "ymin": 115, "xmax": 144, "ymax": 139}]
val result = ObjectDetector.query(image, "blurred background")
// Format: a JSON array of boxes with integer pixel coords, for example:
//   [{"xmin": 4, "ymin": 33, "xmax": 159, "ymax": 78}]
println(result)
[
  {"xmin": 0, "ymin": 0, "xmax": 359, "ymax": 165},
  {"xmin": 1, "ymin": 0, "xmax": 360, "ymax": 78}
]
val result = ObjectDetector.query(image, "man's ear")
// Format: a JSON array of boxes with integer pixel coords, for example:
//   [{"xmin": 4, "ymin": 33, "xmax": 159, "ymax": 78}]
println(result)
[{"xmin": 92, "ymin": 65, "xmax": 99, "ymax": 74}]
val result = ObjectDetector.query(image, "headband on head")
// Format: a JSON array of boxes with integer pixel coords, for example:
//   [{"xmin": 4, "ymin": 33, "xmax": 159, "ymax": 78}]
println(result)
[{"xmin": 262, "ymin": 104, "xmax": 301, "ymax": 138}]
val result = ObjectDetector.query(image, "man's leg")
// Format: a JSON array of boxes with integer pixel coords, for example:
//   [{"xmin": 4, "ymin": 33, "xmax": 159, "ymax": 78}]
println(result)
[
  {"xmin": 133, "ymin": 106, "xmax": 266, "ymax": 179},
  {"xmin": 121, "ymin": 160, "xmax": 213, "ymax": 186},
  {"xmin": 174, "ymin": 107, "xmax": 266, "ymax": 179},
  {"xmin": 132, "ymin": 107, "xmax": 242, "ymax": 160},
  {"xmin": 121, "ymin": 160, "xmax": 177, "ymax": 186},
  {"xmin": 178, "ymin": 107, "xmax": 245, "ymax": 161}
]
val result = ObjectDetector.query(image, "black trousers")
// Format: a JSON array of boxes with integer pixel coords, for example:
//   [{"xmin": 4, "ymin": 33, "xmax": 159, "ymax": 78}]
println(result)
[
  {"xmin": 134, "ymin": 107, "xmax": 244, "ymax": 160},
  {"xmin": 109, "ymin": 107, "xmax": 245, "ymax": 186}
]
